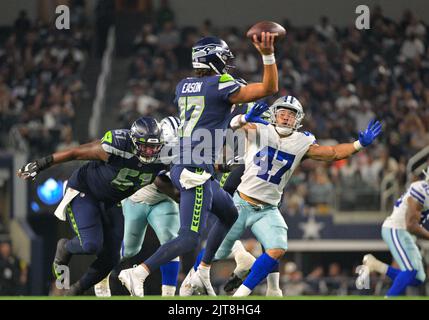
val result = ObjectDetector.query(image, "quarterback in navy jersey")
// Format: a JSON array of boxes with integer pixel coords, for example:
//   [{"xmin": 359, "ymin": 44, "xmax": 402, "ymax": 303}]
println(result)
[
  {"xmin": 118, "ymin": 32, "xmax": 280, "ymax": 297},
  {"xmin": 17, "ymin": 117, "xmax": 171, "ymax": 295}
]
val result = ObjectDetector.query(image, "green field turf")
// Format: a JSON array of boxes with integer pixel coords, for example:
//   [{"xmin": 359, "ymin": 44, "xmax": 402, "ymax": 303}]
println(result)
[{"xmin": 0, "ymin": 295, "xmax": 428, "ymax": 300}]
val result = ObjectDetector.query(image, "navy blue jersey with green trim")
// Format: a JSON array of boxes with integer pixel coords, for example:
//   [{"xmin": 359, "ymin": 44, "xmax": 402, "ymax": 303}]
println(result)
[
  {"xmin": 67, "ymin": 129, "xmax": 167, "ymax": 203},
  {"xmin": 174, "ymin": 73, "xmax": 241, "ymax": 175}
]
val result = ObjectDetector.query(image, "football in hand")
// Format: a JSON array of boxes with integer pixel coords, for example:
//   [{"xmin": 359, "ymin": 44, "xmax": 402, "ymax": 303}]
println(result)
[{"xmin": 246, "ymin": 21, "xmax": 286, "ymax": 40}]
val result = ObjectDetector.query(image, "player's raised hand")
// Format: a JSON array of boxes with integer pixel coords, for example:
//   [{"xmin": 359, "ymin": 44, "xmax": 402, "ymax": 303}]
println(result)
[
  {"xmin": 358, "ymin": 119, "xmax": 382, "ymax": 147},
  {"xmin": 17, "ymin": 155, "xmax": 53, "ymax": 180},
  {"xmin": 244, "ymin": 102, "xmax": 270, "ymax": 125},
  {"xmin": 252, "ymin": 32, "xmax": 276, "ymax": 56},
  {"xmin": 17, "ymin": 161, "xmax": 40, "ymax": 180}
]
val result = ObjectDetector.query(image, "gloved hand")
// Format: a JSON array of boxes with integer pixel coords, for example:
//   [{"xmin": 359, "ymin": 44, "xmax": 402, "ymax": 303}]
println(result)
[
  {"xmin": 358, "ymin": 119, "xmax": 382, "ymax": 147},
  {"xmin": 17, "ymin": 156, "xmax": 53, "ymax": 180},
  {"xmin": 244, "ymin": 102, "xmax": 270, "ymax": 125}
]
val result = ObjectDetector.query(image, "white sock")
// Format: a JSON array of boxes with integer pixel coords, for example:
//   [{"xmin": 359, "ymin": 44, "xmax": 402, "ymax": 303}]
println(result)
[
  {"xmin": 162, "ymin": 285, "xmax": 176, "ymax": 296},
  {"xmin": 134, "ymin": 264, "xmax": 150, "ymax": 280},
  {"xmin": 267, "ymin": 272, "xmax": 280, "ymax": 291},
  {"xmin": 232, "ymin": 240, "xmax": 246, "ymax": 254},
  {"xmin": 232, "ymin": 241, "xmax": 255, "ymax": 279},
  {"xmin": 198, "ymin": 264, "xmax": 211, "ymax": 279},
  {"xmin": 233, "ymin": 284, "xmax": 252, "ymax": 297}
]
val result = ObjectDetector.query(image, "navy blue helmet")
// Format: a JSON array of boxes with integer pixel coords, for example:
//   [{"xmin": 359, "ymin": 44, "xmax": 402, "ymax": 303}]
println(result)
[
  {"xmin": 130, "ymin": 117, "xmax": 164, "ymax": 163},
  {"xmin": 192, "ymin": 36, "xmax": 234, "ymax": 75}
]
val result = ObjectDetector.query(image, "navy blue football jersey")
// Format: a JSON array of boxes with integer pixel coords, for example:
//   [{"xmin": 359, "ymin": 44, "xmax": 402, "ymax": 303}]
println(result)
[
  {"xmin": 67, "ymin": 129, "xmax": 167, "ymax": 203},
  {"xmin": 174, "ymin": 73, "xmax": 241, "ymax": 175}
]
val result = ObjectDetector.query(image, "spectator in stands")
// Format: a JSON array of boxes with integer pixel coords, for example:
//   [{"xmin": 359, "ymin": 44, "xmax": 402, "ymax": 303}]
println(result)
[
  {"xmin": 306, "ymin": 265, "xmax": 327, "ymax": 295},
  {"xmin": 307, "ymin": 167, "xmax": 334, "ymax": 211},
  {"xmin": 0, "ymin": 240, "xmax": 27, "ymax": 295},
  {"xmin": 156, "ymin": 0, "xmax": 175, "ymax": 29},
  {"xmin": 315, "ymin": 16, "xmax": 336, "ymax": 41},
  {"xmin": 325, "ymin": 262, "xmax": 347, "ymax": 295}
]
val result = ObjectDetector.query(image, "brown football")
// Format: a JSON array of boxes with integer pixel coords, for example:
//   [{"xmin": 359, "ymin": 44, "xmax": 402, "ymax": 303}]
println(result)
[{"xmin": 246, "ymin": 21, "xmax": 286, "ymax": 40}]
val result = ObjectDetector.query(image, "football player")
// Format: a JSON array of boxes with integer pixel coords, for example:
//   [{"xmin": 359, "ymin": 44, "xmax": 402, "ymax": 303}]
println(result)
[
  {"xmin": 94, "ymin": 116, "xmax": 181, "ymax": 297},
  {"xmin": 188, "ymin": 95, "xmax": 382, "ymax": 296},
  {"xmin": 360, "ymin": 167, "xmax": 429, "ymax": 297},
  {"xmin": 118, "ymin": 32, "xmax": 280, "ymax": 297},
  {"xmin": 17, "ymin": 117, "xmax": 170, "ymax": 295},
  {"xmin": 180, "ymin": 102, "xmax": 281, "ymax": 296}
]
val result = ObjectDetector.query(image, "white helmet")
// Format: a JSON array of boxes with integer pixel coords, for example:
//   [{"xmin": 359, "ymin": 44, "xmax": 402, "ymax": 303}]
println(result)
[
  {"xmin": 160, "ymin": 116, "xmax": 180, "ymax": 146},
  {"xmin": 422, "ymin": 166, "xmax": 429, "ymax": 183},
  {"xmin": 159, "ymin": 116, "xmax": 180, "ymax": 164},
  {"xmin": 270, "ymin": 95, "xmax": 305, "ymax": 135}
]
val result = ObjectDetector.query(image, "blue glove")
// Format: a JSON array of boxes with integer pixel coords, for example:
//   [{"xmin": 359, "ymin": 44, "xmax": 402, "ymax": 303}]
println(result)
[
  {"xmin": 244, "ymin": 102, "xmax": 270, "ymax": 125},
  {"xmin": 358, "ymin": 119, "xmax": 382, "ymax": 147}
]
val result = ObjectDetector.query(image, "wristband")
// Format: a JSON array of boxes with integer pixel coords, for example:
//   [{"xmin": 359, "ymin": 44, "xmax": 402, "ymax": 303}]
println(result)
[
  {"xmin": 230, "ymin": 114, "xmax": 247, "ymax": 129},
  {"xmin": 36, "ymin": 155, "xmax": 54, "ymax": 170},
  {"xmin": 353, "ymin": 140, "xmax": 364, "ymax": 151},
  {"xmin": 262, "ymin": 54, "xmax": 276, "ymax": 65}
]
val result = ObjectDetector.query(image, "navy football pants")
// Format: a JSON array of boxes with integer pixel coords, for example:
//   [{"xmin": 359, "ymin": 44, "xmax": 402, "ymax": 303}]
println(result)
[
  {"xmin": 144, "ymin": 165, "xmax": 238, "ymax": 271},
  {"xmin": 65, "ymin": 191, "xmax": 124, "ymax": 291}
]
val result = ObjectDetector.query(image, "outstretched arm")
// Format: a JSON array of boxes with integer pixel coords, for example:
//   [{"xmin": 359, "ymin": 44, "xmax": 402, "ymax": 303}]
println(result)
[
  {"xmin": 306, "ymin": 143, "xmax": 359, "ymax": 161},
  {"xmin": 229, "ymin": 33, "xmax": 279, "ymax": 104},
  {"xmin": 306, "ymin": 119, "xmax": 382, "ymax": 162},
  {"xmin": 230, "ymin": 102, "xmax": 270, "ymax": 131},
  {"xmin": 405, "ymin": 197, "xmax": 429, "ymax": 240},
  {"xmin": 17, "ymin": 140, "xmax": 108, "ymax": 180}
]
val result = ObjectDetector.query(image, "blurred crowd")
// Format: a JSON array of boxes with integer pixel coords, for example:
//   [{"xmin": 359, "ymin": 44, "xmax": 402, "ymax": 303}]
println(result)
[
  {"xmin": 119, "ymin": 4, "xmax": 429, "ymax": 213},
  {"xmin": 0, "ymin": 6, "xmax": 91, "ymax": 158}
]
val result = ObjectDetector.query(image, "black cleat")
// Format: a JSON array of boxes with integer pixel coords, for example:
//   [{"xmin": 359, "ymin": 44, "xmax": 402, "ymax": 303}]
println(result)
[
  {"xmin": 52, "ymin": 238, "xmax": 72, "ymax": 280},
  {"xmin": 65, "ymin": 281, "xmax": 84, "ymax": 296},
  {"xmin": 224, "ymin": 273, "xmax": 244, "ymax": 293}
]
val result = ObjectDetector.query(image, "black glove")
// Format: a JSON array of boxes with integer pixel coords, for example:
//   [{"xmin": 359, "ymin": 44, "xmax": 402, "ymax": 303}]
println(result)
[{"xmin": 18, "ymin": 155, "xmax": 53, "ymax": 180}]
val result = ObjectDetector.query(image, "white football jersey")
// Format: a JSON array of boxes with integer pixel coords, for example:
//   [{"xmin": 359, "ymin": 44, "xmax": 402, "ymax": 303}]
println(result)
[
  {"xmin": 383, "ymin": 180, "xmax": 429, "ymax": 229},
  {"xmin": 237, "ymin": 124, "xmax": 316, "ymax": 205},
  {"xmin": 128, "ymin": 183, "xmax": 171, "ymax": 205}
]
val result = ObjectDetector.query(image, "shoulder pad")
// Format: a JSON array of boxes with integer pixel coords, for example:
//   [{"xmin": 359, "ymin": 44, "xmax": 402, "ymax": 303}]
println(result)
[
  {"xmin": 101, "ymin": 131, "xmax": 113, "ymax": 144},
  {"xmin": 219, "ymin": 73, "xmax": 235, "ymax": 83}
]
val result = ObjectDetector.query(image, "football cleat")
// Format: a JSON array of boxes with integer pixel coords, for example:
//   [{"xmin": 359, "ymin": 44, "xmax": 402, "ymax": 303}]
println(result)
[
  {"xmin": 266, "ymin": 288, "xmax": 283, "ymax": 297},
  {"xmin": 118, "ymin": 267, "xmax": 145, "ymax": 297},
  {"xmin": 52, "ymin": 238, "xmax": 72, "ymax": 280},
  {"xmin": 179, "ymin": 268, "xmax": 195, "ymax": 296},
  {"xmin": 363, "ymin": 254, "xmax": 388, "ymax": 274},
  {"xmin": 94, "ymin": 275, "xmax": 111, "ymax": 298},
  {"xmin": 190, "ymin": 268, "xmax": 216, "ymax": 296},
  {"xmin": 224, "ymin": 271, "xmax": 248, "ymax": 293},
  {"xmin": 65, "ymin": 281, "xmax": 84, "ymax": 296}
]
